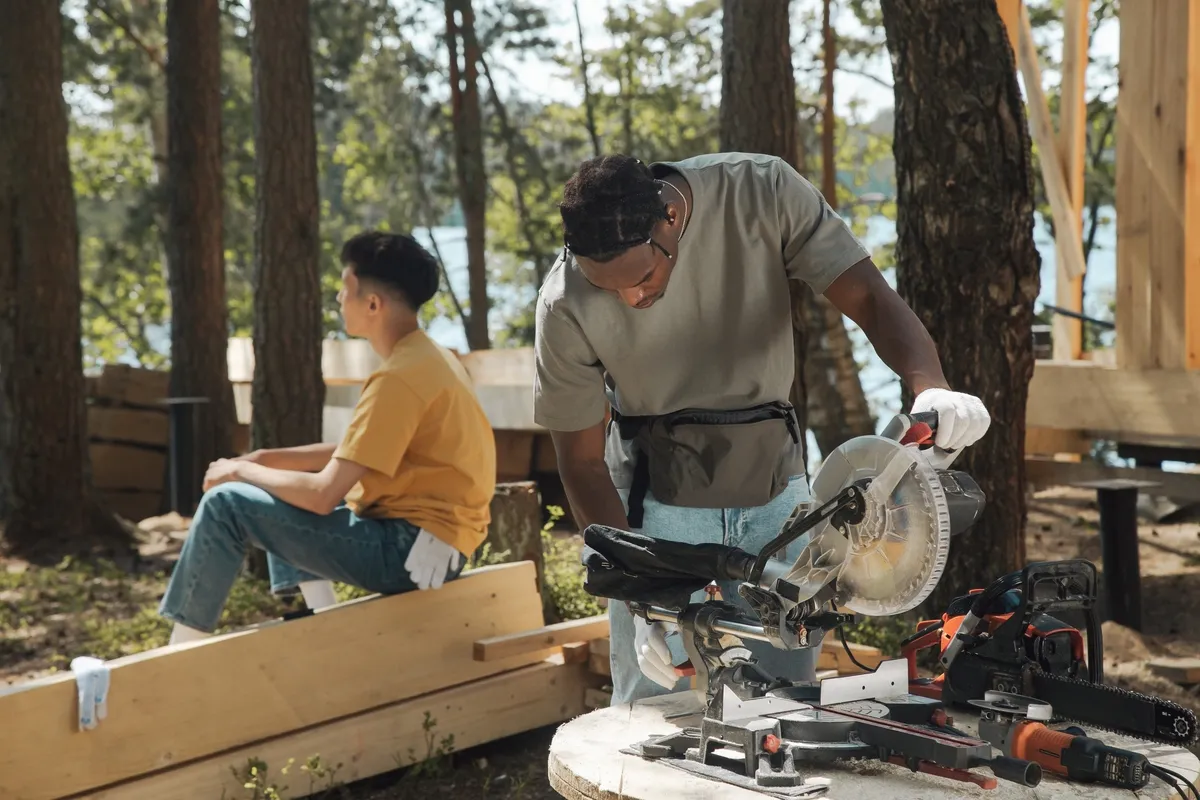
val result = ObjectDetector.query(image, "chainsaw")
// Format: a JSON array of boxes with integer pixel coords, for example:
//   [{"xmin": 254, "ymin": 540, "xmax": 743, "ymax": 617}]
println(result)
[{"xmin": 901, "ymin": 559, "xmax": 1199, "ymax": 747}]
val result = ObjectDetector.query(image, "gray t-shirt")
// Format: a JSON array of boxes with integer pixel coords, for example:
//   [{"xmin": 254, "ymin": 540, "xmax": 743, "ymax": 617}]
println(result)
[{"xmin": 533, "ymin": 152, "xmax": 871, "ymax": 488}]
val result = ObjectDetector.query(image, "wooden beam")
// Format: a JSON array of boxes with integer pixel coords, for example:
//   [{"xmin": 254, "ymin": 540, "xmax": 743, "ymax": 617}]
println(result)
[
  {"xmin": 81, "ymin": 656, "xmax": 589, "ymax": 800},
  {"xmin": 1026, "ymin": 458, "xmax": 1200, "ymax": 502},
  {"xmin": 1187, "ymin": 5, "xmax": 1200, "ymax": 369},
  {"xmin": 1054, "ymin": 0, "xmax": 1089, "ymax": 361},
  {"xmin": 1016, "ymin": 4, "xmax": 1087, "ymax": 283},
  {"xmin": 0, "ymin": 562, "xmax": 547, "ymax": 800},
  {"xmin": 1026, "ymin": 426, "xmax": 1092, "ymax": 457},
  {"xmin": 474, "ymin": 614, "xmax": 611, "ymax": 662},
  {"xmin": 995, "ymin": 0, "xmax": 1021, "ymax": 58},
  {"xmin": 1116, "ymin": 1, "xmax": 1197, "ymax": 370},
  {"xmin": 1027, "ymin": 360, "xmax": 1200, "ymax": 440}
]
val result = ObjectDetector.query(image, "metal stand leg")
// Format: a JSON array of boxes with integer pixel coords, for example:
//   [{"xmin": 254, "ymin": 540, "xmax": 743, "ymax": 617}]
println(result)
[
  {"xmin": 1070, "ymin": 478, "xmax": 1158, "ymax": 633},
  {"xmin": 1095, "ymin": 486, "xmax": 1142, "ymax": 631}
]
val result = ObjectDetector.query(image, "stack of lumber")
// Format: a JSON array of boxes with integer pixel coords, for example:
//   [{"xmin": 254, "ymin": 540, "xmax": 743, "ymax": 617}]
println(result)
[
  {"xmin": 0, "ymin": 562, "xmax": 593, "ymax": 800},
  {"xmin": 86, "ymin": 364, "xmax": 171, "ymax": 522}
]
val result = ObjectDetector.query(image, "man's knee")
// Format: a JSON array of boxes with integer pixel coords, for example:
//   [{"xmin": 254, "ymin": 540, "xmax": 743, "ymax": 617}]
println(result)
[{"xmin": 195, "ymin": 481, "xmax": 262, "ymax": 524}]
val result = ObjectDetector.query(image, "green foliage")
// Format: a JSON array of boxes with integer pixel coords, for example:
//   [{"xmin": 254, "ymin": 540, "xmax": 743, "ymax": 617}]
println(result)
[{"xmin": 540, "ymin": 505, "xmax": 603, "ymax": 622}]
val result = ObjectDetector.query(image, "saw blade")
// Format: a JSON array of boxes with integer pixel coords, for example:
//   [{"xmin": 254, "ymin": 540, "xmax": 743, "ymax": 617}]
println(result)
[
  {"xmin": 789, "ymin": 435, "xmax": 951, "ymax": 616},
  {"xmin": 1027, "ymin": 667, "xmax": 1199, "ymax": 747}
]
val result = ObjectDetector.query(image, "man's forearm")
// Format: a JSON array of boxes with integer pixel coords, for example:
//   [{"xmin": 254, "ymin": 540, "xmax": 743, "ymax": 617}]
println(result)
[
  {"xmin": 559, "ymin": 461, "xmax": 631, "ymax": 533},
  {"xmin": 232, "ymin": 461, "xmax": 336, "ymax": 514},
  {"xmin": 247, "ymin": 442, "xmax": 336, "ymax": 472},
  {"xmin": 859, "ymin": 288, "xmax": 950, "ymax": 396}
]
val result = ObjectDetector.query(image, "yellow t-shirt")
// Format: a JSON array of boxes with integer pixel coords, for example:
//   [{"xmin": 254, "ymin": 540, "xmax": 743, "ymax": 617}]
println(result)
[{"xmin": 333, "ymin": 330, "xmax": 497, "ymax": 556}]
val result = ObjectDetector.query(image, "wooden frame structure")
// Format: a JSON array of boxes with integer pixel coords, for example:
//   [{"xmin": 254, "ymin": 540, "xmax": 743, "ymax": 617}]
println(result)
[{"xmin": 1004, "ymin": 1, "xmax": 1200, "ymax": 463}]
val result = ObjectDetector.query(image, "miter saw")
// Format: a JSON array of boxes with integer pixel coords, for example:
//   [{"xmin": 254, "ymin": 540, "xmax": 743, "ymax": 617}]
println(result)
[{"xmin": 580, "ymin": 412, "xmax": 1047, "ymax": 793}]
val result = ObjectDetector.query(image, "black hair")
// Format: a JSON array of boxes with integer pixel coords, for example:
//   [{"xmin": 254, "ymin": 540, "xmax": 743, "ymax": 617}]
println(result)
[
  {"xmin": 339, "ymin": 230, "xmax": 440, "ymax": 311},
  {"xmin": 558, "ymin": 155, "xmax": 670, "ymax": 262}
]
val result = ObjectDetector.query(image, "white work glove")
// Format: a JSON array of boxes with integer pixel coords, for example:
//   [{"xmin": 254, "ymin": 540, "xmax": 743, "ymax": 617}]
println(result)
[
  {"xmin": 404, "ymin": 529, "xmax": 461, "ymax": 590},
  {"xmin": 634, "ymin": 616, "xmax": 679, "ymax": 690},
  {"xmin": 70, "ymin": 656, "xmax": 109, "ymax": 732},
  {"xmin": 910, "ymin": 387, "xmax": 991, "ymax": 452}
]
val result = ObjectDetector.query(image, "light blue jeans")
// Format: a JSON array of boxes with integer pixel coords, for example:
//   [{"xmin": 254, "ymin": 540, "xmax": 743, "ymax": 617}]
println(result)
[
  {"xmin": 158, "ymin": 481, "xmax": 462, "ymax": 632},
  {"xmin": 608, "ymin": 476, "xmax": 824, "ymax": 706}
]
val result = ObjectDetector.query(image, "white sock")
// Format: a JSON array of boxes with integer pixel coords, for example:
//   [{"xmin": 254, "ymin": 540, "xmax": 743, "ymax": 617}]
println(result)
[
  {"xmin": 299, "ymin": 580, "xmax": 337, "ymax": 610},
  {"xmin": 169, "ymin": 623, "xmax": 211, "ymax": 645}
]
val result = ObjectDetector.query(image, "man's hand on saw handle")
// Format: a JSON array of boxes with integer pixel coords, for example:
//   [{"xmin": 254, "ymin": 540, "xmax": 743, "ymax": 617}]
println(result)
[
  {"xmin": 910, "ymin": 388, "xmax": 991, "ymax": 452},
  {"xmin": 635, "ymin": 617, "xmax": 679, "ymax": 690}
]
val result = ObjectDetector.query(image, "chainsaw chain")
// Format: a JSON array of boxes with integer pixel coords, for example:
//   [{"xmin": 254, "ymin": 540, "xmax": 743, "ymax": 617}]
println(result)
[{"xmin": 1026, "ymin": 665, "xmax": 1199, "ymax": 747}]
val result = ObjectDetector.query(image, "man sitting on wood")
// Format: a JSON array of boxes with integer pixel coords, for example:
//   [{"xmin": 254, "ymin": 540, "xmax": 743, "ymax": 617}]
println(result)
[{"xmin": 158, "ymin": 231, "xmax": 497, "ymax": 645}]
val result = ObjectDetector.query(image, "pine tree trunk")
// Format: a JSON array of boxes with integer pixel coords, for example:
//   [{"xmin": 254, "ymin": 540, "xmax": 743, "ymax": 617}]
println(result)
[
  {"xmin": 880, "ymin": 1, "xmax": 1039, "ymax": 613},
  {"xmin": 0, "ymin": 1, "xmax": 89, "ymax": 554},
  {"xmin": 804, "ymin": 291, "xmax": 875, "ymax": 457},
  {"xmin": 719, "ymin": 0, "xmax": 802, "ymax": 449},
  {"xmin": 720, "ymin": 0, "xmax": 872, "ymax": 468},
  {"xmin": 445, "ymin": 0, "xmax": 490, "ymax": 351},
  {"xmin": 165, "ymin": 0, "xmax": 236, "ymax": 480},
  {"xmin": 249, "ymin": 0, "xmax": 324, "ymax": 452}
]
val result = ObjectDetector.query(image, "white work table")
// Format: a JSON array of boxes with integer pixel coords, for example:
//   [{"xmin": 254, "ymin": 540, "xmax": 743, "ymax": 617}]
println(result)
[{"xmin": 548, "ymin": 690, "xmax": 1200, "ymax": 800}]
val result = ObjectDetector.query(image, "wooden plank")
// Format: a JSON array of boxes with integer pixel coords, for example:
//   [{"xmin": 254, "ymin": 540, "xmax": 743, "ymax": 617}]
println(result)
[
  {"xmin": 1026, "ymin": 458, "xmax": 1200, "ymax": 502},
  {"xmin": 994, "ymin": 0, "xmax": 1021, "ymax": 58},
  {"xmin": 1016, "ymin": 3, "xmax": 1087, "ymax": 282},
  {"xmin": 1187, "ymin": 3, "xmax": 1200, "ymax": 369},
  {"xmin": 495, "ymin": 429, "xmax": 536, "ymax": 481},
  {"xmin": 1149, "ymin": 0, "xmax": 1191, "ymax": 369},
  {"xmin": 0, "ymin": 562, "xmax": 546, "ymax": 800},
  {"xmin": 90, "ymin": 365, "xmax": 170, "ymax": 408},
  {"xmin": 1053, "ymin": 0, "xmax": 1089, "ymax": 361},
  {"xmin": 1115, "ymin": 0, "xmax": 1155, "ymax": 369},
  {"xmin": 89, "ymin": 443, "xmax": 165, "ymax": 492},
  {"xmin": 1027, "ymin": 361, "xmax": 1200, "ymax": 440},
  {"xmin": 1026, "ymin": 427, "xmax": 1092, "ymax": 457},
  {"xmin": 82, "ymin": 656, "xmax": 588, "ymax": 800},
  {"xmin": 584, "ymin": 686, "xmax": 612, "ymax": 710},
  {"xmin": 1147, "ymin": 657, "xmax": 1200, "ymax": 685},
  {"xmin": 87, "ymin": 406, "xmax": 169, "ymax": 448},
  {"xmin": 474, "ymin": 614, "xmax": 610, "ymax": 662}
]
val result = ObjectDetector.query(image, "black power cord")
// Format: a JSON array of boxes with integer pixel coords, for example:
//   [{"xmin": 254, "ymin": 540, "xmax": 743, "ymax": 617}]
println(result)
[{"xmin": 1148, "ymin": 763, "xmax": 1200, "ymax": 799}]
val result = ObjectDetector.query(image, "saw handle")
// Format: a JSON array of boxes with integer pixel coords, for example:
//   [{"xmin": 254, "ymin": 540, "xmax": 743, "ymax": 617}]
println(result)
[{"xmin": 899, "ymin": 411, "xmax": 940, "ymax": 446}]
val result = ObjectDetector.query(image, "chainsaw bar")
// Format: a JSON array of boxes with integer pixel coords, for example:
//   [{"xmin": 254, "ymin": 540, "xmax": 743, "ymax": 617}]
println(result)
[{"xmin": 1026, "ymin": 666, "xmax": 1198, "ymax": 747}]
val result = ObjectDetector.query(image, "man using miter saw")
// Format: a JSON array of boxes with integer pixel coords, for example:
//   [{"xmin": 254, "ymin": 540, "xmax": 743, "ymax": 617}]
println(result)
[{"xmin": 534, "ymin": 152, "xmax": 991, "ymax": 705}]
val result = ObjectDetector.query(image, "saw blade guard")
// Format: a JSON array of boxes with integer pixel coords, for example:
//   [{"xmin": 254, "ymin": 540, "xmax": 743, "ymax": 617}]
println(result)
[{"xmin": 790, "ymin": 435, "xmax": 951, "ymax": 617}]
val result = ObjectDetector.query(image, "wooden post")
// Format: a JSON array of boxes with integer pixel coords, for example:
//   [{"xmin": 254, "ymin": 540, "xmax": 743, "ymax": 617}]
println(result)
[
  {"xmin": 1117, "ymin": 0, "xmax": 1200, "ymax": 370},
  {"xmin": 1054, "ymin": 1, "xmax": 1089, "ymax": 361},
  {"xmin": 995, "ymin": 0, "xmax": 1021, "ymax": 58}
]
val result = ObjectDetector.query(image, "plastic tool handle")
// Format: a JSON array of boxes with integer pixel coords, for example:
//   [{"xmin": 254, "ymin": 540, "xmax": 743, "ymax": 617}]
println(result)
[
  {"xmin": 986, "ymin": 755, "xmax": 1043, "ymax": 787},
  {"xmin": 1009, "ymin": 722, "xmax": 1149, "ymax": 789}
]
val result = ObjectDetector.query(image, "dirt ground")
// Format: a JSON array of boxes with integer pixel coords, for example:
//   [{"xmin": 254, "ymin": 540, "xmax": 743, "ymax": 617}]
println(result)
[{"xmin": 3, "ymin": 486, "xmax": 1200, "ymax": 799}]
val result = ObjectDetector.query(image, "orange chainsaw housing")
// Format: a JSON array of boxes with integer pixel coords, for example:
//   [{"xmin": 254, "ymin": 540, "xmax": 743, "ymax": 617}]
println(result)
[{"xmin": 901, "ymin": 588, "xmax": 1087, "ymax": 700}]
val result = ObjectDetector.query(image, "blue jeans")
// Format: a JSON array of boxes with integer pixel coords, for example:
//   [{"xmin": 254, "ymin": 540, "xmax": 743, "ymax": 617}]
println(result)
[
  {"xmin": 608, "ymin": 476, "xmax": 824, "ymax": 706},
  {"xmin": 158, "ymin": 481, "xmax": 463, "ymax": 632}
]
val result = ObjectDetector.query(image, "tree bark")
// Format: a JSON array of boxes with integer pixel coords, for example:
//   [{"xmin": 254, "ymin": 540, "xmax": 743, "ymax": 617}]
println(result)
[
  {"xmin": 445, "ymin": 0, "xmax": 490, "ymax": 351},
  {"xmin": 0, "ymin": 1, "xmax": 89, "ymax": 554},
  {"xmin": 880, "ymin": 0, "xmax": 1039, "ymax": 614},
  {"xmin": 719, "ymin": 0, "xmax": 807, "ymax": 465},
  {"xmin": 821, "ymin": 0, "xmax": 837, "ymax": 205},
  {"xmin": 804, "ymin": 291, "xmax": 875, "ymax": 457},
  {"xmin": 249, "ymin": 0, "xmax": 324, "ymax": 452},
  {"xmin": 165, "ymin": 0, "xmax": 236, "ymax": 486}
]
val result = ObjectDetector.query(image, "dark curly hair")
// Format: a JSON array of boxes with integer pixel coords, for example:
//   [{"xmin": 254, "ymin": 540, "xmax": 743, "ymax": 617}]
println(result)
[
  {"xmin": 559, "ymin": 155, "xmax": 670, "ymax": 262},
  {"xmin": 340, "ymin": 230, "xmax": 440, "ymax": 311}
]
